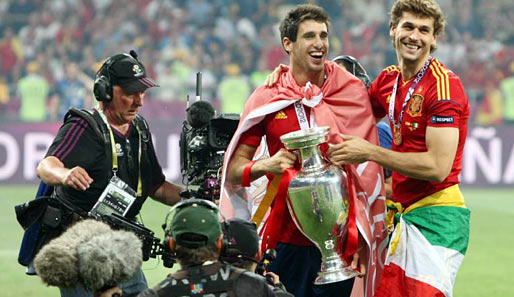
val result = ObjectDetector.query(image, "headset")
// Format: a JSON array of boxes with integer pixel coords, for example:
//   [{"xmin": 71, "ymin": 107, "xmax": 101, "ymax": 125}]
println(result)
[
  {"xmin": 332, "ymin": 55, "xmax": 371, "ymax": 89},
  {"xmin": 93, "ymin": 50, "xmax": 140, "ymax": 102},
  {"xmin": 221, "ymin": 219, "xmax": 262, "ymax": 264},
  {"xmin": 162, "ymin": 199, "xmax": 228, "ymax": 255}
]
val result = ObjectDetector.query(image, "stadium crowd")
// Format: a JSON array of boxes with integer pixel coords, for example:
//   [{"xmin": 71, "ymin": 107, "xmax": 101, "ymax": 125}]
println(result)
[{"xmin": 0, "ymin": 0, "xmax": 513, "ymax": 124}]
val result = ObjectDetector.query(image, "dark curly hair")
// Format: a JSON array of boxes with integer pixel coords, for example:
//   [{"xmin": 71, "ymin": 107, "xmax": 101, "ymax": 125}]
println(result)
[{"xmin": 279, "ymin": 4, "xmax": 330, "ymax": 53}]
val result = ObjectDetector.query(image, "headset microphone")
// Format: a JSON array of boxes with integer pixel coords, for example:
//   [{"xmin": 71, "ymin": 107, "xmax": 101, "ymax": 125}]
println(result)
[{"xmin": 129, "ymin": 50, "xmax": 138, "ymax": 61}]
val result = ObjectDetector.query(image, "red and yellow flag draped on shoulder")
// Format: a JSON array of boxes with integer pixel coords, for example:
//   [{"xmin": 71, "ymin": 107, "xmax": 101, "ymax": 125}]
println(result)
[{"xmin": 220, "ymin": 61, "xmax": 387, "ymax": 297}]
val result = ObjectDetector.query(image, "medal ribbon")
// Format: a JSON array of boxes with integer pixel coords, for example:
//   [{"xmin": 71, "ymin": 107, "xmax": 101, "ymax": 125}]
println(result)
[
  {"xmin": 261, "ymin": 84, "xmax": 321, "ymax": 250},
  {"xmin": 388, "ymin": 57, "xmax": 433, "ymax": 134},
  {"xmin": 342, "ymin": 164, "xmax": 358, "ymax": 265},
  {"xmin": 261, "ymin": 168, "xmax": 298, "ymax": 251}
]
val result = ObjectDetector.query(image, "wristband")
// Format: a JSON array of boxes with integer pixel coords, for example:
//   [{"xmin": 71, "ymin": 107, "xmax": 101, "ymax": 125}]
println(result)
[{"xmin": 242, "ymin": 160, "xmax": 256, "ymax": 187}]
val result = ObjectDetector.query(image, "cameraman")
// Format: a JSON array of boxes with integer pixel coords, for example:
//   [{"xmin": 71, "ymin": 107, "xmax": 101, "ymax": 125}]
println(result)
[
  {"xmin": 138, "ymin": 199, "xmax": 285, "ymax": 297},
  {"xmin": 221, "ymin": 218, "xmax": 293, "ymax": 297},
  {"xmin": 36, "ymin": 51, "xmax": 183, "ymax": 297}
]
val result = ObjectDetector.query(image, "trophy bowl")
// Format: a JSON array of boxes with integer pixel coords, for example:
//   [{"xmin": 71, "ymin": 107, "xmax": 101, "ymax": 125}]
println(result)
[{"xmin": 280, "ymin": 126, "xmax": 359, "ymax": 285}]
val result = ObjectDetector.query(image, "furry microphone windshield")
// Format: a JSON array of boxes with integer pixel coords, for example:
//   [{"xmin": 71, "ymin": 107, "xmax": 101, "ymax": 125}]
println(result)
[{"xmin": 34, "ymin": 219, "xmax": 143, "ymax": 291}]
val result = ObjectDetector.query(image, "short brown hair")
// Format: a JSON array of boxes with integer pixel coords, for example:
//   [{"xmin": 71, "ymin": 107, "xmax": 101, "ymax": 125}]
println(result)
[
  {"xmin": 389, "ymin": 0, "xmax": 446, "ymax": 38},
  {"xmin": 175, "ymin": 244, "xmax": 219, "ymax": 267},
  {"xmin": 279, "ymin": 4, "xmax": 329, "ymax": 52}
]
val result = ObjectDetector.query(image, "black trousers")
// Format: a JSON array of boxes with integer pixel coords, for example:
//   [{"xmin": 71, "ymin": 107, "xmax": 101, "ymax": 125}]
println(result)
[{"xmin": 269, "ymin": 242, "xmax": 354, "ymax": 297}]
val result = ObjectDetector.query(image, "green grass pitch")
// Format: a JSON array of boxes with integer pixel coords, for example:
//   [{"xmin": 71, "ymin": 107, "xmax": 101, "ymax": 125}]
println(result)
[{"xmin": 1, "ymin": 184, "xmax": 512, "ymax": 297}]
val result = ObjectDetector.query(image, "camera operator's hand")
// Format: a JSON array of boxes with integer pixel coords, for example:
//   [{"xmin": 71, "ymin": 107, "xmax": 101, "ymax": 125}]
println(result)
[
  {"xmin": 94, "ymin": 286, "xmax": 122, "ymax": 297},
  {"xmin": 257, "ymin": 148, "xmax": 297, "ymax": 175},
  {"xmin": 37, "ymin": 156, "xmax": 94, "ymax": 191},
  {"xmin": 62, "ymin": 166, "xmax": 94, "ymax": 191},
  {"xmin": 265, "ymin": 271, "xmax": 289, "ymax": 293},
  {"xmin": 264, "ymin": 271, "xmax": 281, "ymax": 286}
]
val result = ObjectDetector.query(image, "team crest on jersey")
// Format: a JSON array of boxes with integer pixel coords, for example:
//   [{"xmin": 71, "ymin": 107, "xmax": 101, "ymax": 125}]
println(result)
[{"xmin": 407, "ymin": 94, "xmax": 424, "ymax": 117}]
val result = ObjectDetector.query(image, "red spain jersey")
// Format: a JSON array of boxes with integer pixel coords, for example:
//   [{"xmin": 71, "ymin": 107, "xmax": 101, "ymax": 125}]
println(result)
[
  {"xmin": 239, "ymin": 104, "xmax": 313, "ymax": 246},
  {"xmin": 369, "ymin": 58, "xmax": 469, "ymax": 207}
]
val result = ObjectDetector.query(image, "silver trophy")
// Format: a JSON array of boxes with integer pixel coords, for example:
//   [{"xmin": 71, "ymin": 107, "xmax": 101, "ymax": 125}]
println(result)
[{"xmin": 280, "ymin": 126, "xmax": 359, "ymax": 285}]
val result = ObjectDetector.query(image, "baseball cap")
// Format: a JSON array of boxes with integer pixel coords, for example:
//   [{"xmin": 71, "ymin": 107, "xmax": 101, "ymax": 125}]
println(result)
[
  {"xmin": 105, "ymin": 53, "xmax": 159, "ymax": 93},
  {"xmin": 169, "ymin": 199, "xmax": 222, "ymax": 249},
  {"xmin": 223, "ymin": 218, "xmax": 259, "ymax": 260}
]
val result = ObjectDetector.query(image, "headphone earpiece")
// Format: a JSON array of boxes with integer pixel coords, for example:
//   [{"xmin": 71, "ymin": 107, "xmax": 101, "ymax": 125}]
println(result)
[
  {"xmin": 93, "ymin": 53, "xmax": 133, "ymax": 102},
  {"xmin": 217, "ymin": 237, "xmax": 224, "ymax": 254},
  {"xmin": 167, "ymin": 236, "xmax": 176, "ymax": 253},
  {"xmin": 93, "ymin": 74, "xmax": 113, "ymax": 102}
]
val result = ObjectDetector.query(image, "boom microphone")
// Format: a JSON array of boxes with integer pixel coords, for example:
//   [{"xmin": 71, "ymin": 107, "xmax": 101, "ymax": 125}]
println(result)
[
  {"xmin": 33, "ymin": 219, "xmax": 143, "ymax": 292},
  {"xmin": 186, "ymin": 100, "xmax": 215, "ymax": 128}
]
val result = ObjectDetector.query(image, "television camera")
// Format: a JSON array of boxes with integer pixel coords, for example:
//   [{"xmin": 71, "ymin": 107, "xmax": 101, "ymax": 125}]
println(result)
[{"xmin": 179, "ymin": 72, "xmax": 239, "ymax": 201}]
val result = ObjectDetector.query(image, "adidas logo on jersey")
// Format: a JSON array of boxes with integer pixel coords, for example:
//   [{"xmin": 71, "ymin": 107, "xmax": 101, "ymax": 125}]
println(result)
[{"xmin": 274, "ymin": 111, "xmax": 288, "ymax": 119}]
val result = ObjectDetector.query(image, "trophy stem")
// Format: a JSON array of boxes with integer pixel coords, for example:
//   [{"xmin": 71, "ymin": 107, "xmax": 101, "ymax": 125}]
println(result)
[
  {"xmin": 314, "ymin": 254, "xmax": 360, "ymax": 285},
  {"xmin": 281, "ymin": 127, "xmax": 357, "ymax": 285},
  {"xmin": 299, "ymin": 145, "xmax": 325, "ymax": 172}
]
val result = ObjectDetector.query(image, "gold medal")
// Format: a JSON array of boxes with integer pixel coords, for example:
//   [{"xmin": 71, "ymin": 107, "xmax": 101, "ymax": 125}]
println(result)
[{"xmin": 393, "ymin": 125, "xmax": 402, "ymax": 146}]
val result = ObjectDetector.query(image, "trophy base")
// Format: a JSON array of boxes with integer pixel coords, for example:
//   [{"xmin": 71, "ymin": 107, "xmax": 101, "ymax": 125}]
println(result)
[{"xmin": 314, "ymin": 258, "xmax": 360, "ymax": 285}]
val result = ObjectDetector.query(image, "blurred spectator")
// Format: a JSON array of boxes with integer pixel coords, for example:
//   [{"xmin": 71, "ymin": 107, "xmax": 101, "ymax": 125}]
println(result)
[
  {"xmin": 475, "ymin": 81, "xmax": 504, "ymax": 125},
  {"xmin": 155, "ymin": 60, "xmax": 181, "ymax": 102},
  {"xmin": 0, "ymin": 27, "xmax": 24, "ymax": 82},
  {"xmin": 218, "ymin": 63, "xmax": 250, "ymax": 114},
  {"xmin": 0, "ymin": 75, "xmax": 9, "ymax": 116},
  {"xmin": 251, "ymin": 57, "xmax": 271, "ymax": 89},
  {"xmin": 0, "ymin": 0, "xmax": 511, "ymax": 123},
  {"xmin": 501, "ymin": 63, "xmax": 514, "ymax": 123},
  {"xmin": 17, "ymin": 61, "xmax": 49, "ymax": 122},
  {"xmin": 6, "ymin": 0, "xmax": 36, "ymax": 32},
  {"xmin": 50, "ymin": 61, "xmax": 93, "ymax": 121}
]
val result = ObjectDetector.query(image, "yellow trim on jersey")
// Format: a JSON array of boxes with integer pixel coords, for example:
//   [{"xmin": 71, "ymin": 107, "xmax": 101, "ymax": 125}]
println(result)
[
  {"xmin": 429, "ymin": 64, "xmax": 442, "ymax": 99},
  {"xmin": 383, "ymin": 65, "xmax": 400, "ymax": 73},
  {"xmin": 430, "ymin": 60, "xmax": 451, "ymax": 100},
  {"xmin": 437, "ymin": 60, "xmax": 451, "ymax": 100}
]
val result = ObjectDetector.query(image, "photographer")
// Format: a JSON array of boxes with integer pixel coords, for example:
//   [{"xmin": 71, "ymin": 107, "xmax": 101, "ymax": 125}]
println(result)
[
  {"xmin": 36, "ymin": 51, "xmax": 183, "ymax": 297},
  {"xmin": 221, "ymin": 218, "xmax": 293, "ymax": 297},
  {"xmin": 139, "ymin": 199, "xmax": 285, "ymax": 297}
]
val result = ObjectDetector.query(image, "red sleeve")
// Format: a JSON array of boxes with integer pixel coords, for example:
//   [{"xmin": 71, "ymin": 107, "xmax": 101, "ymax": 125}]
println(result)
[
  {"xmin": 369, "ymin": 74, "xmax": 387, "ymax": 119},
  {"xmin": 238, "ymin": 121, "xmax": 264, "ymax": 147},
  {"xmin": 426, "ymin": 76, "xmax": 466, "ymax": 128}
]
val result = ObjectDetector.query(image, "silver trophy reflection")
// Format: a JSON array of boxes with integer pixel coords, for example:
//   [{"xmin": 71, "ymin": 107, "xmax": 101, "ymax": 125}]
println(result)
[{"xmin": 280, "ymin": 126, "xmax": 359, "ymax": 284}]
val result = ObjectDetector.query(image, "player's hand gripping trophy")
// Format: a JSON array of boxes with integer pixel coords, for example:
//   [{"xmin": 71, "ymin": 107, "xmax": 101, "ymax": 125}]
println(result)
[{"xmin": 280, "ymin": 126, "xmax": 359, "ymax": 284}]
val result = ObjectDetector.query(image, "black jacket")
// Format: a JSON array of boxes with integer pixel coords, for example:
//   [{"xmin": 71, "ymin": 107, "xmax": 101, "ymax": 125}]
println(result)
[{"xmin": 138, "ymin": 262, "xmax": 293, "ymax": 297}]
